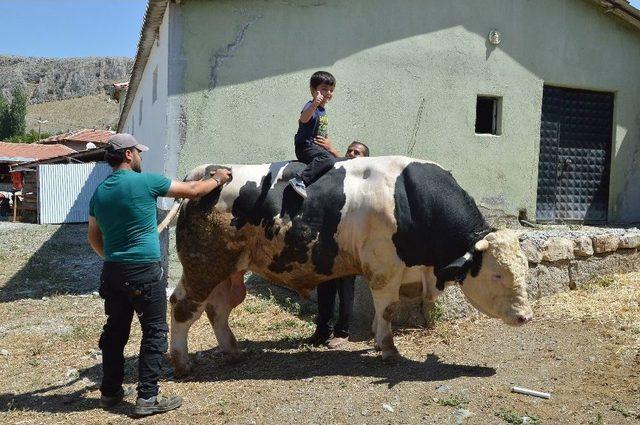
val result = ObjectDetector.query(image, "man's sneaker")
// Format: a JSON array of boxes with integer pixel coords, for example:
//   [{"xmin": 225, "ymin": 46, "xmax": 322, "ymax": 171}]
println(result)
[
  {"xmin": 99, "ymin": 386, "xmax": 134, "ymax": 409},
  {"xmin": 288, "ymin": 177, "xmax": 307, "ymax": 198},
  {"xmin": 327, "ymin": 335, "xmax": 349, "ymax": 349},
  {"xmin": 134, "ymin": 393, "xmax": 183, "ymax": 417}
]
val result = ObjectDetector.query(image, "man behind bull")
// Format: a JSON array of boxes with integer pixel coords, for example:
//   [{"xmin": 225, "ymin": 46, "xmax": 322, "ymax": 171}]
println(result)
[
  {"xmin": 308, "ymin": 138, "xmax": 370, "ymax": 348},
  {"xmin": 87, "ymin": 133, "xmax": 231, "ymax": 417}
]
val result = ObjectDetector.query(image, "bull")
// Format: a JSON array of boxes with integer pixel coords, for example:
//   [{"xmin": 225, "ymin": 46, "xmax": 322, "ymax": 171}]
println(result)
[{"xmin": 163, "ymin": 156, "xmax": 532, "ymax": 376}]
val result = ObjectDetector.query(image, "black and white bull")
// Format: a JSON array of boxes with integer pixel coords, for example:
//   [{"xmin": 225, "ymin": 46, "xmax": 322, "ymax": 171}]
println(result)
[{"xmin": 165, "ymin": 156, "xmax": 533, "ymax": 376}]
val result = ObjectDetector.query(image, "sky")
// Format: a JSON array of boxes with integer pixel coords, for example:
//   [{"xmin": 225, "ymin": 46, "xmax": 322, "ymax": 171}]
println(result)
[
  {"xmin": 0, "ymin": 0, "xmax": 639, "ymax": 58},
  {"xmin": 0, "ymin": 0, "xmax": 147, "ymax": 58}
]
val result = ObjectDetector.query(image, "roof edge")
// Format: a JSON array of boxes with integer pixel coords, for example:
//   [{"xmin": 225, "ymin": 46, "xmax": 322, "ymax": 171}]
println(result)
[
  {"xmin": 117, "ymin": 0, "xmax": 169, "ymax": 132},
  {"xmin": 589, "ymin": 0, "xmax": 640, "ymax": 30}
]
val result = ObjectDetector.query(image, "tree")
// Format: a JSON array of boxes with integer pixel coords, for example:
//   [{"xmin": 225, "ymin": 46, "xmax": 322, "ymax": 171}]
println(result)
[
  {"xmin": 4, "ymin": 87, "xmax": 27, "ymax": 138},
  {"xmin": 0, "ymin": 92, "xmax": 8, "ymax": 140}
]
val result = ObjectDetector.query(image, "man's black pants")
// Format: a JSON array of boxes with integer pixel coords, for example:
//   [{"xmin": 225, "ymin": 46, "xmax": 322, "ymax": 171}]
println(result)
[
  {"xmin": 316, "ymin": 276, "xmax": 356, "ymax": 338},
  {"xmin": 295, "ymin": 143, "xmax": 336, "ymax": 186},
  {"xmin": 99, "ymin": 261, "xmax": 167, "ymax": 400}
]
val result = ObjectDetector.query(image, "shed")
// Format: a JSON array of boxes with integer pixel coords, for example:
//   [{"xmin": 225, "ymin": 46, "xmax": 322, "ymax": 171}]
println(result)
[{"xmin": 11, "ymin": 148, "xmax": 111, "ymax": 224}]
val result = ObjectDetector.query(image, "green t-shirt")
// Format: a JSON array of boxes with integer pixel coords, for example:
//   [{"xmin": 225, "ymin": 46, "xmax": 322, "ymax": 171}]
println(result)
[{"xmin": 89, "ymin": 170, "xmax": 172, "ymax": 263}]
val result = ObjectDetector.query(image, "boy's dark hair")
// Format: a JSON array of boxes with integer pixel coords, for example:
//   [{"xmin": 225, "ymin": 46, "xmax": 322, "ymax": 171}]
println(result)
[
  {"xmin": 104, "ymin": 146, "xmax": 128, "ymax": 167},
  {"xmin": 349, "ymin": 141, "xmax": 370, "ymax": 157},
  {"xmin": 310, "ymin": 71, "xmax": 336, "ymax": 88}
]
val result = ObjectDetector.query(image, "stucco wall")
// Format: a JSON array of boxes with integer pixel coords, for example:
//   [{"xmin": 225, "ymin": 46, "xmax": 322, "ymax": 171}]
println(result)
[
  {"xmin": 122, "ymin": 3, "xmax": 170, "ymax": 177},
  {"xmin": 174, "ymin": 0, "xmax": 640, "ymax": 222}
]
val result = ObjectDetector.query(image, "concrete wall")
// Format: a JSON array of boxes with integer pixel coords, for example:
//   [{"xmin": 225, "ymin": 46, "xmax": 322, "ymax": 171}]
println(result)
[{"xmin": 173, "ymin": 0, "xmax": 640, "ymax": 222}]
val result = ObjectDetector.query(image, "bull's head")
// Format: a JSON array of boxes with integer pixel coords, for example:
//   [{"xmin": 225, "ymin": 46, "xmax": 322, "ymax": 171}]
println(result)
[{"xmin": 458, "ymin": 229, "xmax": 533, "ymax": 326}]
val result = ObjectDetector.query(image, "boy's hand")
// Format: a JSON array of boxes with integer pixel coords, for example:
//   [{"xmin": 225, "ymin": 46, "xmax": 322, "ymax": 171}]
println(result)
[{"xmin": 312, "ymin": 90, "xmax": 324, "ymax": 106}]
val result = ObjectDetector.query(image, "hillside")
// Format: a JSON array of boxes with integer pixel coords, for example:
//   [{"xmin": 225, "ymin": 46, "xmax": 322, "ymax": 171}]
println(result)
[{"xmin": 0, "ymin": 55, "xmax": 133, "ymax": 135}]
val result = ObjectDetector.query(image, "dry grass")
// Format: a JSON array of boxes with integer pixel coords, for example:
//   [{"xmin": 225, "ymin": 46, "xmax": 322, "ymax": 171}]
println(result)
[
  {"xmin": 26, "ymin": 93, "xmax": 119, "ymax": 135},
  {"xmin": 1, "ymin": 262, "xmax": 639, "ymax": 423},
  {"xmin": 534, "ymin": 272, "xmax": 640, "ymax": 358}
]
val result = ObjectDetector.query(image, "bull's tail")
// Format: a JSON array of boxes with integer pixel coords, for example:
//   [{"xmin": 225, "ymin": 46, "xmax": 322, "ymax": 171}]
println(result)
[{"xmin": 157, "ymin": 199, "xmax": 184, "ymax": 233}]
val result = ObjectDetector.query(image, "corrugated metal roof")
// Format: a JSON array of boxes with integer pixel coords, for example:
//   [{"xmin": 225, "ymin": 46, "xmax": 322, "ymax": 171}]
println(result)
[
  {"xmin": 117, "ymin": 0, "xmax": 168, "ymax": 132},
  {"xmin": 39, "ymin": 129, "xmax": 115, "ymax": 145},
  {"xmin": 0, "ymin": 142, "xmax": 75, "ymax": 164}
]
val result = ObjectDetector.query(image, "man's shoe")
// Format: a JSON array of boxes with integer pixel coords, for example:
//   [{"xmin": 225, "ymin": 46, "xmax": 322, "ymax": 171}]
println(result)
[
  {"xmin": 288, "ymin": 177, "xmax": 308, "ymax": 198},
  {"xmin": 306, "ymin": 331, "xmax": 331, "ymax": 347},
  {"xmin": 327, "ymin": 336, "xmax": 349, "ymax": 349},
  {"xmin": 134, "ymin": 393, "xmax": 183, "ymax": 417},
  {"xmin": 99, "ymin": 386, "xmax": 134, "ymax": 409}
]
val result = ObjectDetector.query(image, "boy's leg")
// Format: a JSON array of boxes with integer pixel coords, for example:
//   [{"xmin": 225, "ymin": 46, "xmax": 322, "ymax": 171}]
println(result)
[{"xmin": 296, "ymin": 144, "xmax": 336, "ymax": 186}]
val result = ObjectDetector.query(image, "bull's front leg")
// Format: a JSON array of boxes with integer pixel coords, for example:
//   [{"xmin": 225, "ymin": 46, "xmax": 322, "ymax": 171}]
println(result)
[{"xmin": 370, "ymin": 282, "xmax": 401, "ymax": 361}]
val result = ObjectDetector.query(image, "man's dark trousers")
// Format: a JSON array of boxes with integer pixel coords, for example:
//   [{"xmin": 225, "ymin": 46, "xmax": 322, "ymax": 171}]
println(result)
[
  {"xmin": 295, "ymin": 143, "xmax": 336, "ymax": 186},
  {"xmin": 99, "ymin": 261, "xmax": 167, "ymax": 400},
  {"xmin": 316, "ymin": 276, "xmax": 356, "ymax": 338}
]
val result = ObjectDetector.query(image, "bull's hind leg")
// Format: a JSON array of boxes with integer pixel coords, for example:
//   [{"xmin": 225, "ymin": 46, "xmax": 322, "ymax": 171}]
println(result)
[
  {"xmin": 169, "ymin": 277, "xmax": 208, "ymax": 377},
  {"xmin": 204, "ymin": 271, "xmax": 247, "ymax": 363},
  {"xmin": 371, "ymin": 283, "xmax": 401, "ymax": 361}
]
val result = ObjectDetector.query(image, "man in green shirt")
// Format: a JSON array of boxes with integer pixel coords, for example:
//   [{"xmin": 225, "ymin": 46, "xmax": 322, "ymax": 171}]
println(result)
[{"xmin": 88, "ymin": 133, "xmax": 231, "ymax": 417}]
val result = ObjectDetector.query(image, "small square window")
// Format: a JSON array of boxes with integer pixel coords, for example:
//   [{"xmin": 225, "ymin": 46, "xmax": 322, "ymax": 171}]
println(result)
[
  {"xmin": 152, "ymin": 66, "xmax": 158, "ymax": 103},
  {"xmin": 475, "ymin": 96, "xmax": 502, "ymax": 135}
]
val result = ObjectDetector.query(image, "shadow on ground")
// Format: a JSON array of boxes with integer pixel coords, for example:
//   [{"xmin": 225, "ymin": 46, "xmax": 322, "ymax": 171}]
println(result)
[
  {"xmin": 0, "ymin": 338, "xmax": 494, "ymax": 415},
  {"xmin": 0, "ymin": 224, "xmax": 102, "ymax": 303}
]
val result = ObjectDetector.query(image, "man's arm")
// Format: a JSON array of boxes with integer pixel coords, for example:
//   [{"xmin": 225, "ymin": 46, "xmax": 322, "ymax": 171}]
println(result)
[
  {"xmin": 299, "ymin": 91, "xmax": 323, "ymax": 123},
  {"xmin": 313, "ymin": 136, "xmax": 341, "ymax": 158},
  {"xmin": 166, "ymin": 169, "xmax": 231, "ymax": 199},
  {"xmin": 87, "ymin": 216, "xmax": 105, "ymax": 259}
]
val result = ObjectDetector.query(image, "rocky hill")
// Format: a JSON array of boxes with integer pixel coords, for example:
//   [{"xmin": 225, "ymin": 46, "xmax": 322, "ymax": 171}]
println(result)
[{"xmin": 0, "ymin": 55, "xmax": 133, "ymax": 104}]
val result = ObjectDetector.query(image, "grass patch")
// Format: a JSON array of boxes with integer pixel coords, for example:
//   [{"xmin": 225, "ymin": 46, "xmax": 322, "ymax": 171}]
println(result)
[
  {"xmin": 495, "ymin": 409, "xmax": 540, "ymax": 425},
  {"xmin": 611, "ymin": 402, "xmax": 639, "ymax": 419},
  {"xmin": 424, "ymin": 299, "xmax": 444, "ymax": 328},
  {"xmin": 437, "ymin": 394, "xmax": 468, "ymax": 407}
]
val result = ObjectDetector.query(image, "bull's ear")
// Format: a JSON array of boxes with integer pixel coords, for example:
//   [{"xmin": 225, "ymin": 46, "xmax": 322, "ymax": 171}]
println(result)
[{"xmin": 474, "ymin": 239, "xmax": 489, "ymax": 251}]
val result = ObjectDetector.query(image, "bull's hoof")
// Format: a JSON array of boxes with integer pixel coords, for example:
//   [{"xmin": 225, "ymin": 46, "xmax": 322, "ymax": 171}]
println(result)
[
  {"xmin": 169, "ymin": 351, "xmax": 193, "ymax": 378},
  {"xmin": 172, "ymin": 363, "xmax": 193, "ymax": 379},
  {"xmin": 223, "ymin": 350, "xmax": 248, "ymax": 365},
  {"xmin": 381, "ymin": 348, "xmax": 401, "ymax": 363}
]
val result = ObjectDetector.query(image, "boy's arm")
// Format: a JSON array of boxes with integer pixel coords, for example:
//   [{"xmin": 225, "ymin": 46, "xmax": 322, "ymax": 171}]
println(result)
[{"xmin": 299, "ymin": 91, "xmax": 324, "ymax": 123}]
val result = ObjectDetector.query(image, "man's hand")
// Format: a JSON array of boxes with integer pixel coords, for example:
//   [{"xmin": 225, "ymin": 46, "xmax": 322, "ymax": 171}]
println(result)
[
  {"xmin": 167, "ymin": 168, "xmax": 233, "ymax": 199},
  {"xmin": 210, "ymin": 168, "xmax": 232, "ymax": 185},
  {"xmin": 312, "ymin": 90, "xmax": 324, "ymax": 107},
  {"xmin": 314, "ymin": 136, "xmax": 340, "ymax": 158}
]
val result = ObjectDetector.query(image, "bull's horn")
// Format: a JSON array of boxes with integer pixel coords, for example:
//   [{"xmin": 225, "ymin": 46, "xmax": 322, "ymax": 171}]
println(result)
[{"xmin": 474, "ymin": 239, "xmax": 489, "ymax": 251}]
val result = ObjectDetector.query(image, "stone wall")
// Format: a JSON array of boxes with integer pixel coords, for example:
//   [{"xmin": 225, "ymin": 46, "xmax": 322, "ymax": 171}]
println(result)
[{"xmin": 385, "ymin": 227, "xmax": 640, "ymax": 329}]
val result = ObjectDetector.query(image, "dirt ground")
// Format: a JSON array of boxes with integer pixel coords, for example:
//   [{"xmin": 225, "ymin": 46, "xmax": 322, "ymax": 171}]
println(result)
[{"xmin": 0, "ymin": 223, "xmax": 638, "ymax": 424}]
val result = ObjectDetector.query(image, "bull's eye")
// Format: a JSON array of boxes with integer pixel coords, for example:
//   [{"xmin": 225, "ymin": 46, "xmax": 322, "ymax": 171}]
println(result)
[{"xmin": 492, "ymin": 274, "xmax": 502, "ymax": 281}]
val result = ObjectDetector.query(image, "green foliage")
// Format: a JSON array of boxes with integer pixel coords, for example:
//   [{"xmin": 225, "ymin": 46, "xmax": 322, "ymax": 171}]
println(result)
[
  {"xmin": 0, "ymin": 87, "xmax": 28, "ymax": 140},
  {"xmin": 436, "ymin": 394, "xmax": 468, "ymax": 407},
  {"xmin": 424, "ymin": 299, "xmax": 444, "ymax": 328},
  {"xmin": 4, "ymin": 129, "xmax": 52, "ymax": 143},
  {"xmin": 0, "ymin": 93, "xmax": 8, "ymax": 139},
  {"xmin": 495, "ymin": 409, "xmax": 540, "ymax": 425}
]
